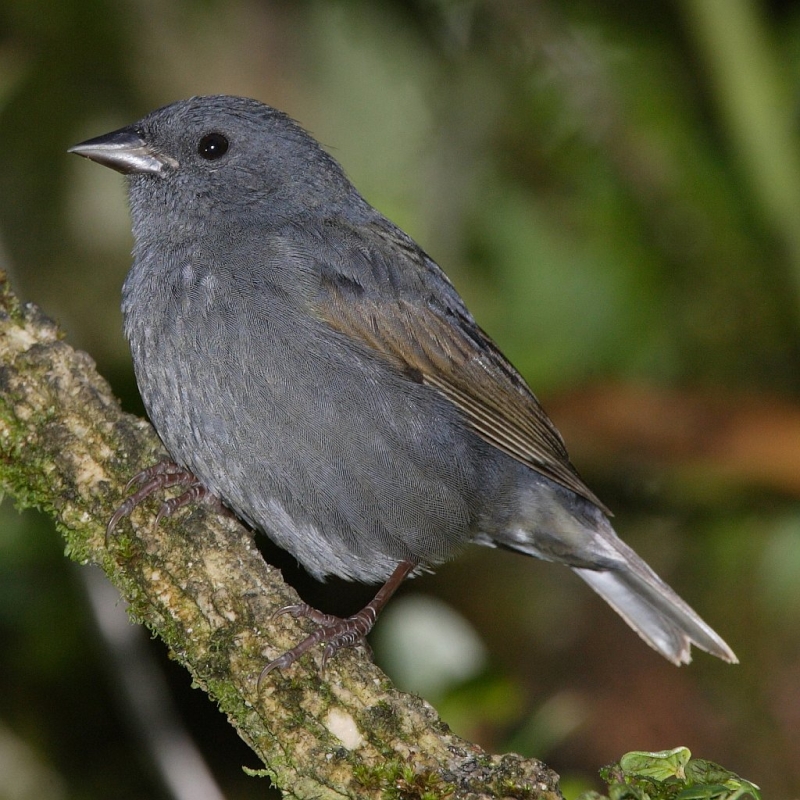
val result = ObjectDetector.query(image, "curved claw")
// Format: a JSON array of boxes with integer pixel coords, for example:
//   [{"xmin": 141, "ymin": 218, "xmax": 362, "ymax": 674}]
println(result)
[
  {"xmin": 106, "ymin": 496, "xmax": 144, "ymax": 540},
  {"xmin": 106, "ymin": 473, "xmax": 179, "ymax": 540},
  {"xmin": 271, "ymin": 603, "xmax": 310, "ymax": 620},
  {"xmin": 257, "ymin": 627, "xmax": 330, "ymax": 688},
  {"xmin": 106, "ymin": 461, "xmax": 214, "ymax": 543}
]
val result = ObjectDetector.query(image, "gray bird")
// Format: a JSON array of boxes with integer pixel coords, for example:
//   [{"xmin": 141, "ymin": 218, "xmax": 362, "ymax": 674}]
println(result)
[{"xmin": 69, "ymin": 95, "xmax": 737, "ymax": 678}]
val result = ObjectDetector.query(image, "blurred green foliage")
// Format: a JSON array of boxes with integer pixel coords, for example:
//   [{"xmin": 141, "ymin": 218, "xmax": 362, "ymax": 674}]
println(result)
[{"xmin": 1, "ymin": 0, "xmax": 799, "ymax": 797}]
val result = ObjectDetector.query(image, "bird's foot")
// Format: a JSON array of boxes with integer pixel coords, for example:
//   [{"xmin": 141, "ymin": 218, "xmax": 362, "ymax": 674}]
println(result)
[
  {"xmin": 107, "ymin": 460, "xmax": 221, "ymax": 541},
  {"xmin": 257, "ymin": 559, "xmax": 416, "ymax": 687},
  {"xmin": 257, "ymin": 604, "xmax": 377, "ymax": 686}
]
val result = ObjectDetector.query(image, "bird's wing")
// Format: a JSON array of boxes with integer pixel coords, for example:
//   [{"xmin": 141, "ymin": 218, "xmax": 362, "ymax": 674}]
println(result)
[{"xmin": 300, "ymin": 218, "xmax": 610, "ymax": 515}]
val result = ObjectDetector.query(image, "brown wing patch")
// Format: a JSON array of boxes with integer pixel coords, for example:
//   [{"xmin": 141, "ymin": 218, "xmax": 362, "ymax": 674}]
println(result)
[{"xmin": 317, "ymin": 284, "xmax": 611, "ymax": 515}]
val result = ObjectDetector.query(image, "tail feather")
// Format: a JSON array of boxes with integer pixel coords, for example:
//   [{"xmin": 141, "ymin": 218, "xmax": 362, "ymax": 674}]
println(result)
[
  {"xmin": 493, "ymin": 479, "xmax": 737, "ymax": 665},
  {"xmin": 573, "ymin": 559, "xmax": 737, "ymax": 665}
]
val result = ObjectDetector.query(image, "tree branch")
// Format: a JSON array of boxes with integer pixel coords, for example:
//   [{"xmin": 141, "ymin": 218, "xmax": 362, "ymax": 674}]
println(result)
[{"xmin": 0, "ymin": 271, "xmax": 561, "ymax": 800}]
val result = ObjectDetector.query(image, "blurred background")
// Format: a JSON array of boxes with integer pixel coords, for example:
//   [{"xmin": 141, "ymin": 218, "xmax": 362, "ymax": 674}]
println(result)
[{"xmin": 1, "ymin": 0, "xmax": 798, "ymax": 797}]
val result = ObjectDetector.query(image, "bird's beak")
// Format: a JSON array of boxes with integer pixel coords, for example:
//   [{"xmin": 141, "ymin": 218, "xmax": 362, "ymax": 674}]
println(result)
[{"xmin": 68, "ymin": 128, "xmax": 178, "ymax": 175}]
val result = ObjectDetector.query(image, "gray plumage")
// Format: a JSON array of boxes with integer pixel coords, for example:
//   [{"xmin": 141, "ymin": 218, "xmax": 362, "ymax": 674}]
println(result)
[{"xmin": 69, "ymin": 95, "xmax": 736, "ymax": 667}]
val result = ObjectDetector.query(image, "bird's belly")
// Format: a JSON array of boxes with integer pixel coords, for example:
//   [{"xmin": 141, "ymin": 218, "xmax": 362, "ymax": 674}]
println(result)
[{"xmin": 127, "ymin": 295, "xmax": 488, "ymax": 582}]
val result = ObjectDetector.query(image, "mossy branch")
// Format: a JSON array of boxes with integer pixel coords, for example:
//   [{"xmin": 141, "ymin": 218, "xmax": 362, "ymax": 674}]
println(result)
[{"xmin": 0, "ymin": 271, "xmax": 560, "ymax": 800}]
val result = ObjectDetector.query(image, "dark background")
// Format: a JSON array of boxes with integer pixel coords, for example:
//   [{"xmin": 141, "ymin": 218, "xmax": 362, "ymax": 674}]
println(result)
[{"xmin": 1, "ymin": 0, "xmax": 799, "ymax": 797}]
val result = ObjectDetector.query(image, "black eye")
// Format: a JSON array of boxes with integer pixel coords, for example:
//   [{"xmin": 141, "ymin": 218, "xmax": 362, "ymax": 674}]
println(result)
[{"xmin": 197, "ymin": 133, "xmax": 229, "ymax": 160}]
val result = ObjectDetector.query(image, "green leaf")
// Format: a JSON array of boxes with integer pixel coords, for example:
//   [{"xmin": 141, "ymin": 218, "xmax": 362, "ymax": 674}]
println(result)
[
  {"xmin": 684, "ymin": 759, "xmax": 760, "ymax": 799},
  {"xmin": 619, "ymin": 747, "xmax": 692, "ymax": 780}
]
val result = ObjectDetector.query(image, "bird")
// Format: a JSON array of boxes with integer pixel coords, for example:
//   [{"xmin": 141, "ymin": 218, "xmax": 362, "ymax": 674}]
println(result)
[{"xmin": 68, "ymin": 95, "xmax": 737, "ymax": 680}]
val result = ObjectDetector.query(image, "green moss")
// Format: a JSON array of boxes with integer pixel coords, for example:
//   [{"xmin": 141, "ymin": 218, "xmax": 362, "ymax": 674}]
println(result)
[
  {"xmin": 0, "ymin": 274, "xmax": 25, "ymax": 322},
  {"xmin": 205, "ymin": 626, "xmax": 237, "ymax": 671},
  {"xmin": 104, "ymin": 530, "xmax": 136, "ymax": 562},
  {"xmin": 241, "ymin": 766, "xmax": 273, "ymax": 778},
  {"xmin": 359, "ymin": 700, "xmax": 404, "ymax": 744},
  {"xmin": 0, "ymin": 428, "xmax": 55, "ymax": 512},
  {"xmin": 205, "ymin": 676, "xmax": 249, "ymax": 720},
  {"xmin": 353, "ymin": 761, "xmax": 454, "ymax": 800}
]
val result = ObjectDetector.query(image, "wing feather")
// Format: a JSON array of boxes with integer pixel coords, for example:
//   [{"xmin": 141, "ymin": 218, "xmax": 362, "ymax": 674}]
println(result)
[{"xmin": 296, "ymin": 218, "xmax": 611, "ymax": 515}]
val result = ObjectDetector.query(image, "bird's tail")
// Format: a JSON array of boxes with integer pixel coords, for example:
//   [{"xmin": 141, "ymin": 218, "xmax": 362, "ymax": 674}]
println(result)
[
  {"xmin": 495, "ymin": 483, "xmax": 737, "ymax": 665},
  {"xmin": 572, "ymin": 533, "xmax": 737, "ymax": 665}
]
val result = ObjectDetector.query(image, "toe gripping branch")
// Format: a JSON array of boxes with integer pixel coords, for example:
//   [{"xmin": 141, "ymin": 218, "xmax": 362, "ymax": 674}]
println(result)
[
  {"xmin": 258, "ymin": 559, "xmax": 416, "ymax": 686},
  {"xmin": 106, "ymin": 460, "xmax": 220, "ymax": 540}
]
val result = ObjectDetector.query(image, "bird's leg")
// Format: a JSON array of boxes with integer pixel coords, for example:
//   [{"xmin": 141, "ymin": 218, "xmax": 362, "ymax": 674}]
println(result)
[
  {"xmin": 106, "ymin": 460, "xmax": 221, "ymax": 540},
  {"xmin": 258, "ymin": 559, "xmax": 415, "ymax": 685}
]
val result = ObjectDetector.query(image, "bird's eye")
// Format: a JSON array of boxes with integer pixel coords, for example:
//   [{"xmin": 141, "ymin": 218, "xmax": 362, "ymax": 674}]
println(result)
[{"xmin": 197, "ymin": 133, "xmax": 229, "ymax": 160}]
